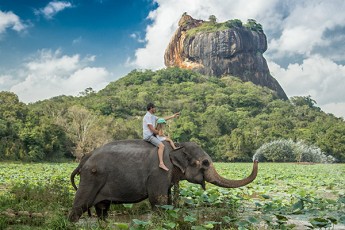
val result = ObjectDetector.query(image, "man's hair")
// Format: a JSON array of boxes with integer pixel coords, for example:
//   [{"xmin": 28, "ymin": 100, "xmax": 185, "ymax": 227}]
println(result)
[{"xmin": 147, "ymin": 103, "xmax": 155, "ymax": 111}]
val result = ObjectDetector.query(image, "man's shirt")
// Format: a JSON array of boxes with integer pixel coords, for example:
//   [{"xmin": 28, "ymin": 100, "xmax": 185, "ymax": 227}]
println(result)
[{"xmin": 143, "ymin": 111, "xmax": 157, "ymax": 139}]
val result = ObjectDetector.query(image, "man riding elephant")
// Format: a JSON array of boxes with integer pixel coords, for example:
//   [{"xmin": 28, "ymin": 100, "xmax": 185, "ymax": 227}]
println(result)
[
  {"xmin": 68, "ymin": 104, "xmax": 258, "ymax": 222},
  {"xmin": 143, "ymin": 102, "xmax": 180, "ymax": 171}
]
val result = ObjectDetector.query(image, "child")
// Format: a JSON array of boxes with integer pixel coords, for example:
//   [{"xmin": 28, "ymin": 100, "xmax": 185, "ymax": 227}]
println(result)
[{"xmin": 156, "ymin": 118, "xmax": 181, "ymax": 150}]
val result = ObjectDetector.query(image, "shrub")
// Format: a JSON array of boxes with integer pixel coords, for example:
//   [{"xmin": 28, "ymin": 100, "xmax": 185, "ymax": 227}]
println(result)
[
  {"xmin": 209, "ymin": 15, "xmax": 217, "ymax": 24},
  {"xmin": 225, "ymin": 19, "xmax": 243, "ymax": 28},
  {"xmin": 244, "ymin": 19, "xmax": 263, "ymax": 32}
]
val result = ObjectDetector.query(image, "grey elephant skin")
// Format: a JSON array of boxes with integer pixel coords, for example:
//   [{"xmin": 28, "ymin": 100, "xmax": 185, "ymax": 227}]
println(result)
[{"xmin": 68, "ymin": 139, "xmax": 258, "ymax": 222}]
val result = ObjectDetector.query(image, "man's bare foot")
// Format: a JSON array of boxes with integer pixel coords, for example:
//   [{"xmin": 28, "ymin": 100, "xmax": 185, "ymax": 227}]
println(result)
[{"xmin": 159, "ymin": 164, "xmax": 169, "ymax": 171}]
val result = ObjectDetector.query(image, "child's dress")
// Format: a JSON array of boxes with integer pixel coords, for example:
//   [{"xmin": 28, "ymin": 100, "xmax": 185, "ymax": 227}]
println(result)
[
  {"xmin": 157, "ymin": 135, "xmax": 166, "ymax": 142},
  {"xmin": 157, "ymin": 130, "xmax": 167, "ymax": 141}
]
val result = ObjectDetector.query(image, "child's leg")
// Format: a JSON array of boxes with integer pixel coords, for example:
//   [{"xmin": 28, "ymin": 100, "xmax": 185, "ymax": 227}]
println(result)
[{"xmin": 166, "ymin": 137, "xmax": 177, "ymax": 149}]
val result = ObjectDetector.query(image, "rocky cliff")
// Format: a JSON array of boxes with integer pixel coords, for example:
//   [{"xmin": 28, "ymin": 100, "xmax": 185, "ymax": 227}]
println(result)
[{"xmin": 164, "ymin": 14, "xmax": 288, "ymax": 100}]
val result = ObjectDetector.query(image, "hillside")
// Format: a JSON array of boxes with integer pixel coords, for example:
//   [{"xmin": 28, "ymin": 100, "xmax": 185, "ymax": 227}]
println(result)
[{"xmin": 1, "ymin": 67, "xmax": 344, "ymax": 162}]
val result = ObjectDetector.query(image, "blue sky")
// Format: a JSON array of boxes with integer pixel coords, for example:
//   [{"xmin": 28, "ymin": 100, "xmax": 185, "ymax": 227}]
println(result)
[
  {"xmin": 0, "ymin": 0, "xmax": 155, "ymax": 82},
  {"xmin": 1, "ymin": 0, "xmax": 345, "ymax": 118}
]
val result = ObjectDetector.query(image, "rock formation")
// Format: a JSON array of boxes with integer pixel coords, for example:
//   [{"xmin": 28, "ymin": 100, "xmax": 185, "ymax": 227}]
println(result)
[{"xmin": 164, "ymin": 14, "xmax": 288, "ymax": 100}]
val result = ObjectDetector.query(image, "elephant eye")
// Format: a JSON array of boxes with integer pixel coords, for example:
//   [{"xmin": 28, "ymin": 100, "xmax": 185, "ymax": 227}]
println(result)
[
  {"xmin": 202, "ymin": 159, "xmax": 210, "ymax": 167},
  {"xmin": 190, "ymin": 161, "xmax": 197, "ymax": 167}
]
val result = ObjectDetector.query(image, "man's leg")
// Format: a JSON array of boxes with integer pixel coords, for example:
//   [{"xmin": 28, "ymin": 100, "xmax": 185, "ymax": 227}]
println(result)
[
  {"xmin": 158, "ymin": 143, "xmax": 169, "ymax": 171},
  {"xmin": 145, "ymin": 136, "xmax": 169, "ymax": 171}
]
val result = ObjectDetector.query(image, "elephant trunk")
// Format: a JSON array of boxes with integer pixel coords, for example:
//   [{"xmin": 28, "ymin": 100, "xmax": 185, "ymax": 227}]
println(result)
[{"xmin": 204, "ymin": 161, "xmax": 258, "ymax": 188}]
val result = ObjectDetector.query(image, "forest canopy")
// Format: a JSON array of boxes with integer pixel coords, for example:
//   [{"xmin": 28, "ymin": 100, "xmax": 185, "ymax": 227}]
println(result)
[{"xmin": 1, "ymin": 67, "xmax": 344, "ymax": 162}]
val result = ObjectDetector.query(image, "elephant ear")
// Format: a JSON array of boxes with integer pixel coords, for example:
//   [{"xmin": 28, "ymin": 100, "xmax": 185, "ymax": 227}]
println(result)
[{"xmin": 170, "ymin": 147, "xmax": 187, "ymax": 174}]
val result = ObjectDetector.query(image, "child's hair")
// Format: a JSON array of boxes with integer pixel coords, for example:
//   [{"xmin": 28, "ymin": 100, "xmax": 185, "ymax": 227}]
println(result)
[{"xmin": 156, "ymin": 123, "xmax": 164, "ymax": 131}]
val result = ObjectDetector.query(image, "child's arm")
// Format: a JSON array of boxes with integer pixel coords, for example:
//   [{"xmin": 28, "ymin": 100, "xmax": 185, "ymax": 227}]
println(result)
[{"xmin": 158, "ymin": 129, "xmax": 164, "ymax": 136}]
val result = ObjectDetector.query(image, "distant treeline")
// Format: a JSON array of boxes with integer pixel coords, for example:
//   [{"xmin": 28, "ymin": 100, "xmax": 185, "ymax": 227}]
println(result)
[{"xmin": 1, "ymin": 68, "xmax": 344, "ymax": 162}]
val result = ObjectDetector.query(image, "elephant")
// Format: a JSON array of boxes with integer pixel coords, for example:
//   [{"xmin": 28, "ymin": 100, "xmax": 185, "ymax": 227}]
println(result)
[{"xmin": 68, "ymin": 139, "xmax": 258, "ymax": 222}]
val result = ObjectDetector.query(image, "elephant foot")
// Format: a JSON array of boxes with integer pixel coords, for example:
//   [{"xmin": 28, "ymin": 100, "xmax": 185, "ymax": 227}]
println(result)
[
  {"xmin": 95, "ymin": 208, "xmax": 108, "ymax": 220},
  {"xmin": 95, "ymin": 201, "xmax": 110, "ymax": 220}
]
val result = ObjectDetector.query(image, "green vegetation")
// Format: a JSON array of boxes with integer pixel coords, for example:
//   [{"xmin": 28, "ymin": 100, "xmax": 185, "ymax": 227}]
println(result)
[
  {"xmin": 244, "ymin": 19, "xmax": 263, "ymax": 32},
  {"xmin": 208, "ymin": 15, "xmax": 217, "ymax": 24},
  {"xmin": 1, "ymin": 67, "xmax": 345, "ymax": 162},
  {"xmin": 0, "ymin": 162, "xmax": 344, "ymax": 229},
  {"xmin": 185, "ymin": 21, "xmax": 230, "ymax": 37},
  {"xmin": 225, "ymin": 19, "xmax": 243, "ymax": 28},
  {"xmin": 185, "ymin": 18, "xmax": 263, "ymax": 37}
]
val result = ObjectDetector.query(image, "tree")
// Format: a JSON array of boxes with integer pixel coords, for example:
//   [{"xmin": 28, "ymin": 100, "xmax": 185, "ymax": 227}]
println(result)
[
  {"xmin": 57, "ymin": 105, "xmax": 112, "ymax": 161},
  {"xmin": 290, "ymin": 95, "xmax": 320, "ymax": 111},
  {"xmin": 0, "ymin": 92, "xmax": 27, "ymax": 160},
  {"xmin": 78, "ymin": 87, "xmax": 95, "ymax": 97},
  {"xmin": 0, "ymin": 91, "xmax": 27, "ymax": 121},
  {"xmin": 244, "ymin": 19, "xmax": 263, "ymax": 32},
  {"xmin": 225, "ymin": 19, "xmax": 243, "ymax": 28},
  {"xmin": 208, "ymin": 15, "xmax": 217, "ymax": 24},
  {"xmin": 19, "ymin": 111, "xmax": 70, "ymax": 161},
  {"xmin": 1, "ymin": 68, "xmax": 345, "ymax": 163}
]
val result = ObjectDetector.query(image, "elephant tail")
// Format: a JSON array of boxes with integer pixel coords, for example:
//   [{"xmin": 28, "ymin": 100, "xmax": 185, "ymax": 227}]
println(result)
[
  {"xmin": 70, "ymin": 166, "xmax": 80, "ymax": 191},
  {"xmin": 71, "ymin": 153, "xmax": 92, "ymax": 190}
]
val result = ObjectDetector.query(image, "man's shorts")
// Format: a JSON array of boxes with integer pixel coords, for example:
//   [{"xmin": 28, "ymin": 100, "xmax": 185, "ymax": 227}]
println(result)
[{"xmin": 144, "ymin": 135, "xmax": 162, "ymax": 147}]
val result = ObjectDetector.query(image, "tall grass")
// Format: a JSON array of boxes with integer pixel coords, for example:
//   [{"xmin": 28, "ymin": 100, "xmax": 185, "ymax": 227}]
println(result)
[
  {"xmin": 0, "ymin": 178, "xmax": 76, "ymax": 229},
  {"xmin": 0, "ymin": 162, "xmax": 343, "ymax": 229}
]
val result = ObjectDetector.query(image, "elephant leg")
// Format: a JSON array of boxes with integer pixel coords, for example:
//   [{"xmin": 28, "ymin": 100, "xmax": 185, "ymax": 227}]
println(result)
[
  {"xmin": 148, "ymin": 193, "xmax": 169, "ymax": 208},
  {"xmin": 168, "ymin": 187, "xmax": 172, "ymax": 205},
  {"xmin": 147, "ymin": 179, "xmax": 170, "ymax": 208},
  {"xmin": 172, "ymin": 183, "xmax": 180, "ymax": 207},
  {"xmin": 68, "ymin": 173, "xmax": 105, "ymax": 222},
  {"xmin": 95, "ymin": 200, "xmax": 110, "ymax": 220}
]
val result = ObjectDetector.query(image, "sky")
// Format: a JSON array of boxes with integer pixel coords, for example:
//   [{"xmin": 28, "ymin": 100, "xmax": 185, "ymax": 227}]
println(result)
[{"xmin": 0, "ymin": 0, "xmax": 345, "ymax": 118}]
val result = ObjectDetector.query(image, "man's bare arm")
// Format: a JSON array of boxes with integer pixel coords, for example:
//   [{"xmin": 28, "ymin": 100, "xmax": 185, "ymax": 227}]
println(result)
[
  {"xmin": 164, "ymin": 112, "xmax": 180, "ymax": 121},
  {"xmin": 148, "ymin": 124, "xmax": 158, "ymax": 135}
]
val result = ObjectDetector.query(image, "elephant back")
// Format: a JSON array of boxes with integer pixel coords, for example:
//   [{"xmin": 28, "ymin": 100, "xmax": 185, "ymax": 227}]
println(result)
[{"xmin": 84, "ymin": 139, "xmax": 159, "ymax": 172}]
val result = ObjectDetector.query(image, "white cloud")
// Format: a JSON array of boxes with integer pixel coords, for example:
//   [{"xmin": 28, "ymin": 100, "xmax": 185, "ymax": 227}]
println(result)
[
  {"xmin": 0, "ymin": 74, "xmax": 19, "ymax": 90},
  {"xmin": 269, "ymin": 26, "xmax": 323, "ymax": 56},
  {"xmin": 7, "ymin": 49, "xmax": 111, "ymax": 103},
  {"xmin": 130, "ymin": 32, "xmax": 145, "ymax": 43},
  {"xmin": 322, "ymin": 102, "xmax": 345, "ymax": 118},
  {"xmin": 35, "ymin": 1, "xmax": 73, "ymax": 19},
  {"xmin": 268, "ymin": 55, "xmax": 345, "ymax": 117},
  {"xmin": 268, "ymin": 0, "xmax": 345, "ymax": 58},
  {"xmin": 26, "ymin": 49, "xmax": 80, "ymax": 75},
  {"xmin": 0, "ymin": 10, "xmax": 27, "ymax": 34}
]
